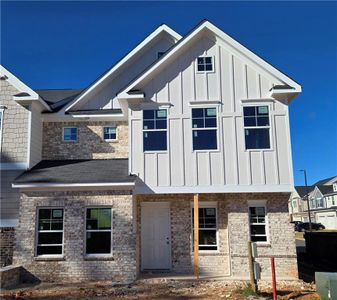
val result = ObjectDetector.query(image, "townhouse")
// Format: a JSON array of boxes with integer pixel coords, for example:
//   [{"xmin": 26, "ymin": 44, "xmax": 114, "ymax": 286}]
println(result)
[{"xmin": 1, "ymin": 20, "xmax": 301, "ymax": 283}]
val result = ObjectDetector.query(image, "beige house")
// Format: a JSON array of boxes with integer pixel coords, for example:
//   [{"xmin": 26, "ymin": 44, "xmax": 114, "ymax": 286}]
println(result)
[{"xmin": 1, "ymin": 20, "xmax": 302, "ymax": 283}]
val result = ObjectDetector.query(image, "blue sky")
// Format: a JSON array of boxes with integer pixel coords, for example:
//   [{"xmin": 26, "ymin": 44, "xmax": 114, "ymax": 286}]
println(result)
[{"xmin": 1, "ymin": 1, "xmax": 336, "ymax": 185}]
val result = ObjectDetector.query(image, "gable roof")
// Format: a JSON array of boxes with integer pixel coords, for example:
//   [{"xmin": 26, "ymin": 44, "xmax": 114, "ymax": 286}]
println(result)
[
  {"xmin": 295, "ymin": 186, "xmax": 315, "ymax": 198},
  {"xmin": 117, "ymin": 20, "xmax": 301, "ymax": 100},
  {"xmin": 317, "ymin": 185, "xmax": 335, "ymax": 196},
  {"xmin": 313, "ymin": 176, "xmax": 337, "ymax": 186},
  {"xmin": 0, "ymin": 65, "xmax": 51, "ymax": 111},
  {"xmin": 63, "ymin": 24, "xmax": 182, "ymax": 113}
]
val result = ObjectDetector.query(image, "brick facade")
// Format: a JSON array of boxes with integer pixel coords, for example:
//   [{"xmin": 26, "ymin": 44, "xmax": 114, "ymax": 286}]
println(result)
[
  {"xmin": 42, "ymin": 121, "xmax": 128, "ymax": 160},
  {"xmin": 137, "ymin": 192, "xmax": 298, "ymax": 281},
  {"xmin": 0, "ymin": 79, "xmax": 29, "ymax": 163},
  {"xmin": 13, "ymin": 190, "xmax": 136, "ymax": 282},
  {"xmin": 0, "ymin": 227, "xmax": 15, "ymax": 267}
]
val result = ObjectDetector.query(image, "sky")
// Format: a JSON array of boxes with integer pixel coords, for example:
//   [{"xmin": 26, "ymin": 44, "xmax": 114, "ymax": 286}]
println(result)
[{"xmin": 1, "ymin": 1, "xmax": 336, "ymax": 186}]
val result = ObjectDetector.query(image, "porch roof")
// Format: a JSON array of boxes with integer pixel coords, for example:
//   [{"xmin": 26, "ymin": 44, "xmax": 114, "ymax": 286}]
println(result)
[{"xmin": 13, "ymin": 159, "xmax": 136, "ymax": 187}]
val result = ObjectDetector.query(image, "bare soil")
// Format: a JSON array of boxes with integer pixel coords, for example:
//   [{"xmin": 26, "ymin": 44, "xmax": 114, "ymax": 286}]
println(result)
[{"xmin": 0, "ymin": 279, "xmax": 318, "ymax": 300}]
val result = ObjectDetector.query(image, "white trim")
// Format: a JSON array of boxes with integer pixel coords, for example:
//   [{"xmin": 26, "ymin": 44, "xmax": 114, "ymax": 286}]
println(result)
[
  {"xmin": 189, "ymin": 101, "xmax": 221, "ymax": 106},
  {"xmin": 0, "ymin": 108, "xmax": 4, "ymax": 153},
  {"xmin": 196, "ymin": 55, "xmax": 215, "ymax": 73},
  {"xmin": 12, "ymin": 182, "xmax": 135, "ymax": 188},
  {"xmin": 135, "ymin": 184, "xmax": 293, "ymax": 194},
  {"xmin": 64, "ymin": 25, "xmax": 181, "ymax": 112},
  {"xmin": 0, "ymin": 162, "xmax": 28, "ymax": 170},
  {"xmin": 248, "ymin": 200, "xmax": 269, "ymax": 245},
  {"xmin": 26, "ymin": 104, "xmax": 32, "ymax": 168},
  {"xmin": 0, "ymin": 65, "xmax": 51, "ymax": 111},
  {"xmin": 102, "ymin": 126, "xmax": 118, "ymax": 141},
  {"xmin": 0, "ymin": 219, "xmax": 19, "ymax": 227},
  {"xmin": 117, "ymin": 21, "xmax": 301, "ymax": 99},
  {"xmin": 71, "ymin": 113, "xmax": 124, "ymax": 119}
]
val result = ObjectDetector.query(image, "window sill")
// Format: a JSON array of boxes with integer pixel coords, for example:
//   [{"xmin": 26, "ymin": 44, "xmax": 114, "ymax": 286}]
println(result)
[
  {"xmin": 34, "ymin": 256, "xmax": 65, "ymax": 261},
  {"xmin": 104, "ymin": 139, "xmax": 118, "ymax": 143},
  {"xmin": 84, "ymin": 255, "xmax": 114, "ymax": 261}
]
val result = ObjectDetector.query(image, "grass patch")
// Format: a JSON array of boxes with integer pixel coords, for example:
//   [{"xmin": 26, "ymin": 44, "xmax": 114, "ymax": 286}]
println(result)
[{"xmin": 235, "ymin": 283, "xmax": 257, "ymax": 297}]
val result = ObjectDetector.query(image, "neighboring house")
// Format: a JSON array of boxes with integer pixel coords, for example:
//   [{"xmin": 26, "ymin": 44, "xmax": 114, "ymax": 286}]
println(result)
[
  {"xmin": 2, "ymin": 20, "xmax": 302, "ymax": 283},
  {"xmin": 289, "ymin": 176, "xmax": 337, "ymax": 229}
]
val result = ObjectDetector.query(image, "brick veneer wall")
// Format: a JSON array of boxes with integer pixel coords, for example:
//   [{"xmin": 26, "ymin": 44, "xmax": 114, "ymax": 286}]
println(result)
[
  {"xmin": 42, "ymin": 121, "xmax": 128, "ymax": 160},
  {"xmin": 137, "ymin": 192, "xmax": 298, "ymax": 280},
  {"xmin": 0, "ymin": 227, "xmax": 15, "ymax": 267},
  {"xmin": 13, "ymin": 190, "xmax": 136, "ymax": 283},
  {"xmin": 0, "ymin": 79, "xmax": 29, "ymax": 163}
]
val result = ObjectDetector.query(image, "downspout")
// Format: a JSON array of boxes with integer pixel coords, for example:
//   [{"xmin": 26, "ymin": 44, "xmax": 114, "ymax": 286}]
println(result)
[{"xmin": 26, "ymin": 104, "xmax": 32, "ymax": 169}]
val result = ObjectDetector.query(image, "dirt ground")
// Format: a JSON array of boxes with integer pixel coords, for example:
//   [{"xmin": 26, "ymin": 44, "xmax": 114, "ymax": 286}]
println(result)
[{"xmin": 0, "ymin": 279, "xmax": 319, "ymax": 300}]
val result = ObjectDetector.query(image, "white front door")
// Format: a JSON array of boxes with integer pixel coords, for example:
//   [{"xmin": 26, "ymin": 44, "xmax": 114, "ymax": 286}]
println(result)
[{"xmin": 141, "ymin": 202, "xmax": 171, "ymax": 270}]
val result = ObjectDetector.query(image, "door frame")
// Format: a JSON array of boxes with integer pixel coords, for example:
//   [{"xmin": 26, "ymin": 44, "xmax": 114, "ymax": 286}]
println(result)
[{"xmin": 140, "ymin": 201, "xmax": 172, "ymax": 271}]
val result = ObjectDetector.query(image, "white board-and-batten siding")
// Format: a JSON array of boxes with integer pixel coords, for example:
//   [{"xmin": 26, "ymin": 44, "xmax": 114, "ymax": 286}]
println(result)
[{"xmin": 129, "ymin": 35, "xmax": 294, "ymax": 193}]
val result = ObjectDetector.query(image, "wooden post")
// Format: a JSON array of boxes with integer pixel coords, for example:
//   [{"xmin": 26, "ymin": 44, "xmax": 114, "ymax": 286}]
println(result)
[
  {"xmin": 247, "ymin": 241, "xmax": 257, "ymax": 293},
  {"xmin": 194, "ymin": 193, "xmax": 199, "ymax": 279}
]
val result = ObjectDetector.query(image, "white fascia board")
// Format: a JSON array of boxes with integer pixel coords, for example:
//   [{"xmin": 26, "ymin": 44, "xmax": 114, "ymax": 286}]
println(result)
[
  {"xmin": 0, "ymin": 65, "xmax": 51, "ymax": 111},
  {"xmin": 12, "ymin": 182, "xmax": 135, "ymax": 189},
  {"xmin": 118, "ymin": 21, "xmax": 301, "ymax": 98},
  {"xmin": 64, "ymin": 25, "xmax": 181, "ymax": 113},
  {"xmin": 41, "ymin": 113, "xmax": 127, "ymax": 122},
  {"xmin": 71, "ymin": 113, "xmax": 125, "ymax": 119},
  {"xmin": 134, "ymin": 184, "xmax": 294, "ymax": 194}
]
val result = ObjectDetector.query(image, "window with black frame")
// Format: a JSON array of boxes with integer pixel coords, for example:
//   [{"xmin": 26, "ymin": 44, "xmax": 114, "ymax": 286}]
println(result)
[
  {"xmin": 192, "ymin": 206, "xmax": 217, "ymax": 251},
  {"xmin": 143, "ymin": 109, "xmax": 167, "ymax": 151},
  {"xmin": 249, "ymin": 206, "xmax": 267, "ymax": 242},
  {"xmin": 197, "ymin": 56, "xmax": 213, "ymax": 72},
  {"xmin": 243, "ymin": 106, "xmax": 270, "ymax": 150},
  {"xmin": 86, "ymin": 208, "xmax": 112, "ymax": 255},
  {"xmin": 192, "ymin": 107, "xmax": 217, "ymax": 150},
  {"xmin": 36, "ymin": 208, "xmax": 64, "ymax": 256}
]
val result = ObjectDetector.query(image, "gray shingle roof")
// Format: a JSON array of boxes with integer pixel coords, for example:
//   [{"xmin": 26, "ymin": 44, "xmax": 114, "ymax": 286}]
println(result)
[
  {"xmin": 313, "ymin": 176, "xmax": 337, "ymax": 186},
  {"xmin": 317, "ymin": 185, "xmax": 335, "ymax": 196},
  {"xmin": 14, "ymin": 159, "xmax": 136, "ymax": 185},
  {"xmin": 295, "ymin": 186, "xmax": 315, "ymax": 198}
]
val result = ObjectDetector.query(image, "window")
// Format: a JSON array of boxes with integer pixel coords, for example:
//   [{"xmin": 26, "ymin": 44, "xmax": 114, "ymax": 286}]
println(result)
[
  {"xmin": 197, "ymin": 56, "xmax": 213, "ymax": 72},
  {"xmin": 244, "ymin": 106, "xmax": 271, "ymax": 150},
  {"xmin": 332, "ymin": 197, "xmax": 336, "ymax": 206},
  {"xmin": 36, "ymin": 208, "xmax": 64, "ymax": 256},
  {"xmin": 192, "ymin": 205, "xmax": 217, "ymax": 251},
  {"xmin": 86, "ymin": 208, "xmax": 112, "ymax": 255},
  {"xmin": 157, "ymin": 51, "xmax": 165, "ymax": 59},
  {"xmin": 192, "ymin": 108, "xmax": 217, "ymax": 150},
  {"xmin": 292, "ymin": 200, "xmax": 297, "ymax": 209},
  {"xmin": 249, "ymin": 205, "xmax": 267, "ymax": 242},
  {"xmin": 63, "ymin": 127, "xmax": 77, "ymax": 141},
  {"xmin": 143, "ymin": 109, "xmax": 167, "ymax": 151},
  {"xmin": 103, "ymin": 127, "xmax": 117, "ymax": 140}
]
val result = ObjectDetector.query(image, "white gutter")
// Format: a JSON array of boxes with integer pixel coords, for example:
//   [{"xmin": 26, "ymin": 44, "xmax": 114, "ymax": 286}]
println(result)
[{"xmin": 12, "ymin": 182, "xmax": 135, "ymax": 188}]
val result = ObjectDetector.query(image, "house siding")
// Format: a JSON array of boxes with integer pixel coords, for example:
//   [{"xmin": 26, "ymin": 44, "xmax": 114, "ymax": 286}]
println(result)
[
  {"xmin": 129, "ymin": 35, "xmax": 293, "ymax": 192},
  {"xmin": 13, "ymin": 190, "xmax": 137, "ymax": 282},
  {"xmin": 42, "ymin": 121, "xmax": 128, "ymax": 160},
  {"xmin": 0, "ymin": 79, "xmax": 29, "ymax": 164},
  {"xmin": 137, "ymin": 192, "xmax": 297, "ymax": 280}
]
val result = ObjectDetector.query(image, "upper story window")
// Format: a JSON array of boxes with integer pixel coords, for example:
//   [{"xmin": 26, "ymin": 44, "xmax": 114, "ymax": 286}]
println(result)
[
  {"xmin": 249, "ymin": 205, "xmax": 267, "ymax": 242},
  {"xmin": 143, "ymin": 109, "xmax": 167, "ymax": 151},
  {"xmin": 192, "ymin": 108, "xmax": 217, "ymax": 150},
  {"xmin": 36, "ymin": 208, "xmax": 64, "ymax": 256},
  {"xmin": 243, "ymin": 106, "xmax": 271, "ymax": 150},
  {"xmin": 103, "ymin": 127, "xmax": 117, "ymax": 141},
  {"xmin": 192, "ymin": 204, "xmax": 218, "ymax": 251},
  {"xmin": 86, "ymin": 208, "xmax": 112, "ymax": 255},
  {"xmin": 333, "ymin": 183, "xmax": 337, "ymax": 192},
  {"xmin": 63, "ymin": 127, "xmax": 77, "ymax": 142},
  {"xmin": 197, "ymin": 56, "xmax": 213, "ymax": 72}
]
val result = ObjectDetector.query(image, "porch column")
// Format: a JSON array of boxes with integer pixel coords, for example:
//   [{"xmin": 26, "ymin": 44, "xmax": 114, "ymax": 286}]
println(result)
[{"xmin": 194, "ymin": 193, "xmax": 199, "ymax": 279}]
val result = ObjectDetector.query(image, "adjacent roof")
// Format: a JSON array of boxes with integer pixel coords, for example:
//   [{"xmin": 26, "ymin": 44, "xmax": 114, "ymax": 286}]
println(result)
[
  {"xmin": 317, "ymin": 185, "xmax": 335, "ymax": 196},
  {"xmin": 295, "ymin": 186, "xmax": 315, "ymax": 198},
  {"xmin": 36, "ymin": 89, "xmax": 83, "ymax": 112},
  {"xmin": 13, "ymin": 159, "xmax": 136, "ymax": 187},
  {"xmin": 313, "ymin": 176, "xmax": 337, "ymax": 186}
]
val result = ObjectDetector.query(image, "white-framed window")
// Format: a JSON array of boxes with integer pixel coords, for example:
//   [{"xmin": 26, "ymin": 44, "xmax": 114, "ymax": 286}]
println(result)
[
  {"xmin": 332, "ymin": 196, "xmax": 336, "ymax": 206},
  {"xmin": 143, "ymin": 109, "xmax": 167, "ymax": 151},
  {"xmin": 243, "ymin": 105, "xmax": 271, "ymax": 150},
  {"xmin": 191, "ymin": 202, "xmax": 218, "ymax": 251},
  {"xmin": 36, "ymin": 208, "xmax": 64, "ymax": 256},
  {"xmin": 103, "ymin": 126, "xmax": 117, "ymax": 141},
  {"xmin": 63, "ymin": 127, "xmax": 78, "ymax": 142},
  {"xmin": 86, "ymin": 208, "xmax": 112, "ymax": 255},
  {"xmin": 292, "ymin": 200, "xmax": 297, "ymax": 209},
  {"xmin": 333, "ymin": 183, "xmax": 337, "ymax": 192},
  {"xmin": 248, "ymin": 202, "xmax": 268, "ymax": 243},
  {"xmin": 192, "ymin": 107, "xmax": 217, "ymax": 150},
  {"xmin": 0, "ymin": 108, "xmax": 4, "ymax": 150},
  {"xmin": 196, "ymin": 56, "xmax": 214, "ymax": 72}
]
